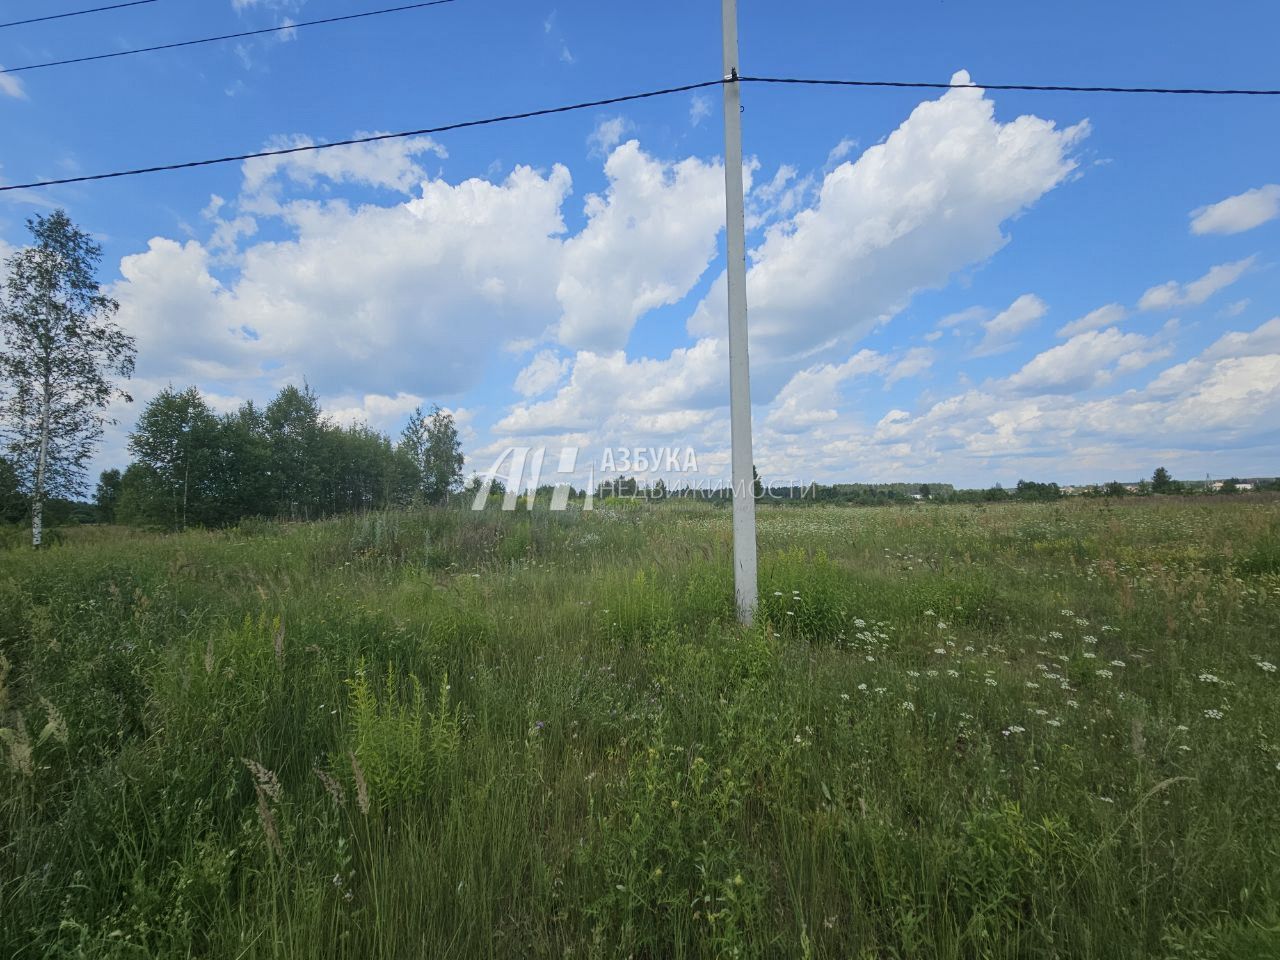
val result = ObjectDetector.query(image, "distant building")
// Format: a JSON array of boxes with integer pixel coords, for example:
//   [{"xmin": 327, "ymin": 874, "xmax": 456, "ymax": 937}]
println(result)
[{"xmin": 1210, "ymin": 480, "xmax": 1256, "ymax": 492}]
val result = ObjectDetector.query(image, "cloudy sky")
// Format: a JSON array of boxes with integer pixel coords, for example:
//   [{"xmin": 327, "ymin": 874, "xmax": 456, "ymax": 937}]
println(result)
[{"xmin": 2, "ymin": 0, "xmax": 1278, "ymax": 488}]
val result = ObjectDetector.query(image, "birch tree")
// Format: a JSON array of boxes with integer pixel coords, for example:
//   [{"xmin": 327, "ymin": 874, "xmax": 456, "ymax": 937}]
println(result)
[
  {"xmin": 422, "ymin": 406, "xmax": 464, "ymax": 504},
  {"xmin": 0, "ymin": 211, "xmax": 135, "ymax": 546},
  {"xmin": 400, "ymin": 405, "xmax": 463, "ymax": 504}
]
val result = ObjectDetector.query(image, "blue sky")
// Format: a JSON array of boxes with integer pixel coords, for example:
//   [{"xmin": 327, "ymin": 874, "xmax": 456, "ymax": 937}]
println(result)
[{"xmin": 2, "ymin": 0, "xmax": 1278, "ymax": 488}]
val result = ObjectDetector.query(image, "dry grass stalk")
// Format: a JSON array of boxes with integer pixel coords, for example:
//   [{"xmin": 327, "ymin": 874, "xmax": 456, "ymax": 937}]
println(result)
[
  {"xmin": 349, "ymin": 751, "xmax": 370, "ymax": 815},
  {"xmin": 1, "ymin": 715, "xmax": 34, "ymax": 777},
  {"xmin": 37, "ymin": 697, "xmax": 68, "ymax": 746},
  {"xmin": 314, "ymin": 766, "xmax": 346, "ymax": 807},
  {"xmin": 242, "ymin": 758, "xmax": 284, "ymax": 855}
]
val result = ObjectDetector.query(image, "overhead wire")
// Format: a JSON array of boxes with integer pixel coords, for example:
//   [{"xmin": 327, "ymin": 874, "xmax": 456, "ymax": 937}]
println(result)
[
  {"xmin": 737, "ymin": 75, "xmax": 1280, "ymax": 97},
  {"xmin": 2, "ymin": 73, "xmax": 1277, "ymax": 193},
  {"xmin": 1, "ymin": 0, "xmax": 456, "ymax": 74},
  {"xmin": 0, "ymin": 80, "xmax": 726, "ymax": 192},
  {"xmin": 0, "ymin": 0, "xmax": 158, "ymax": 31}
]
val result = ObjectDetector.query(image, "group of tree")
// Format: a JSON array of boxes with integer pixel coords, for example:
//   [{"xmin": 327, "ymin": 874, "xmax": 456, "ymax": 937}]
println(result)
[
  {"xmin": 105, "ymin": 386, "xmax": 464, "ymax": 530},
  {"xmin": 1, "ymin": 208, "xmax": 465, "ymax": 541}
]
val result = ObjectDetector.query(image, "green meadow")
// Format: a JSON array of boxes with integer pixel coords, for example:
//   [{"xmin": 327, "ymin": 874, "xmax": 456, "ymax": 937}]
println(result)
[{"xmin": 2, "ymin": 497, "xmax": 1278, "ymax": 958}]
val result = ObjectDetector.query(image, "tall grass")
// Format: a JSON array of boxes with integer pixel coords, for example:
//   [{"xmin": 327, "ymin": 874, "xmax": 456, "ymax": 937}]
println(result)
[{"xmin": 1, "ymin": 497, "xmax": 1278, "ymax": 957}]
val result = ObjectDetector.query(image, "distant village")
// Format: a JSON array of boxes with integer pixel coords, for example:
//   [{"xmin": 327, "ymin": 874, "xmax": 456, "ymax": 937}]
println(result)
[
  {"xmin": 1059, "ymin": 477, "xmax": 1275, "ymax": 496},
  {"xmin": 590, "ymin": 471, "xmax": 1280, "ymax": 505}
]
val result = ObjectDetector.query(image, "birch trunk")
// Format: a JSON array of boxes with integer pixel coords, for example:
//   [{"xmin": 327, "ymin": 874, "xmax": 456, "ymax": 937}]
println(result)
[{"xmin": 32, "ymin": 386, "xmax": 50, "ymax": 548}]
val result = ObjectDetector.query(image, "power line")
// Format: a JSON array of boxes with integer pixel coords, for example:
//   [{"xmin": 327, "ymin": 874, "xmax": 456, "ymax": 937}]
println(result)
[
  {"xmin": 0, "ymin": 80, "xmax": 725, "ymax": 192},
  {"xmin": 0, "ymin": 0, "xmax": 158, "ymax": 30},
  {"xmin": 738, "ymin": 75, "xmax": 1280, "ymax": 97},
  {"xmin": 0, "ymin": 0, "xmax": 456, "ymax": 75},
  {"xmin": 3, "ymin": 72, "xmax": 1277, "ymax": 193}
]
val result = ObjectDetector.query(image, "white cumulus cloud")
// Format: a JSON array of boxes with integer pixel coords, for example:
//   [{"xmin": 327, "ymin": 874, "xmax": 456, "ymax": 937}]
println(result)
[
  {"xmin": 1056, "ymin": 303, "xmax": 1126, "ymax": 338},
  {"xmin": 0, "ymin": 68, "xmax": 26, "ymax": 101},
  {"xmin": 114, "ymin": 164, "xmax": 574, "ymax": 398},
  {"xmin": 240, "ymin": 135, "xmax": 447, "ymax": 205},
  {"xmin": 688, "ymin": 71, "xmax": 1087, "ymax": 366},
  {"xmin": 325, "ymin": 392, "xmax": 426, "ymax": 429},
  {"xmin": 885, "ymin": 347, "xmax": 935, "ymax": 386},
  {"xmin": 514, "ymin": 350, "xmax": 571, "ymax": 397},
  {"xmin": 1139, "ymin": 257, "xmax": 1254, "ymax": 311},
  {"xmin": 766, "ymin": 350, "xmax": 886, "ymax": 431},
  {"xmin": 587, "ymin": 116, "xmax": 628, "ymax": 156},
  {"xmin": 973, "ymin": 294, "xmax": 1047, "ymax": 357},
  {"xmin": 1005, "ymin": 327, "xmax": 1170, "ymax": 394},
  {"xmin": 1190, "ymin": 185, "xmax": 1280, "ymax": 236},
  {"xmin": 555, "ymin": 141, "xmax": 725, "ymax": 351}
]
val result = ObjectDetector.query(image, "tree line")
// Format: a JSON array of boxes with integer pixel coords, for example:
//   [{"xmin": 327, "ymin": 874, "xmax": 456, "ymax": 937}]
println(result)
[{"xmin": 95, "ymin": 385, "xmax": 464, "ymax": 530}]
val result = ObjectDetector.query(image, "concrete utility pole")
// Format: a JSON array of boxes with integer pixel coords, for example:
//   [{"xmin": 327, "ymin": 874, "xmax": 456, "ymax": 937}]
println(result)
[{"xmin": 720, "ymin": 0, "xmax": 758, "ymax": 625}]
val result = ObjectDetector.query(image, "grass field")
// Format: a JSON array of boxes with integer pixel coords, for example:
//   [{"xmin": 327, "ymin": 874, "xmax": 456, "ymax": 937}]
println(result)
[{"xmin": 2, "ymin": 497, "xmax": 1279, "ymax": 958}]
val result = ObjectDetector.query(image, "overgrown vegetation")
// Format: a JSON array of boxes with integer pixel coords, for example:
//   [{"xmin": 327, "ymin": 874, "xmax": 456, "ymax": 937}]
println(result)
[{"xmin": 1, "ymin": 497, "xmax": 1278, "ymax": 958}]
